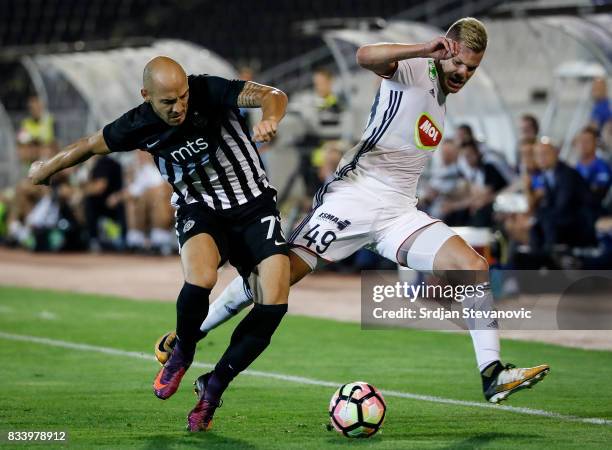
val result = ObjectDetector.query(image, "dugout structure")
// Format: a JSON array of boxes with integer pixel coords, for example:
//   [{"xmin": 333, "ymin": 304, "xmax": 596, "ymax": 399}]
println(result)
[
  {"xmin": 0, "ymin": 40, "xmax": 236, "ymax": 188},
  {"xmin": 22, "ymin": 39, "xmax": 237, "ymax": 145}
]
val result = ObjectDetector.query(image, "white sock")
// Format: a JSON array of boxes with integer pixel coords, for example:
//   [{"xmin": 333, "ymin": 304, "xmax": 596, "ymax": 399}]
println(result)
[
  {"xmin": 200, "ymin": 276, "xmax": 253, "ymax": 332},
  {"xmin": 126, "ymin": 229, "xmax": 146, "ymax": 248},
  {"xmin": 8, "ymin": 221, "xmax": 23, "ymax": 239},
  {"xmin": 469, "ymin": 329, "xmax": 500, "ymax": 372},
  {"xmin": 463, "ymin": 282, "xmax": 501, "ymax": 371},
  {"xmin": 150, "ymin": 228, "xmax": 172, "ymax": 247},
  {"xmin": 9, "ymin": 221, "xmax": 30, "ymax": 243}
]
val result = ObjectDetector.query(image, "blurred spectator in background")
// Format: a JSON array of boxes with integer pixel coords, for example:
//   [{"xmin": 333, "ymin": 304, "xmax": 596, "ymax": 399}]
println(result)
[
  {"xmin": 22, "ymin": 171, "xmax": 82, "ymax": 252},
  {"xmin": 441, "ymin": 141, "xmax": 508, "ymax": 227},
  {"xmin": 3, "ymin": 95, "xmax": 56, "ymax": 245},
  {"xmin": 462, "ymin": 141, "xmax": 509, "ymax": 226},
  {"xmin": 82, "ymin": 155, "xmax": 125, "ymax": 251},
  {"xmin": 107, "ymin": 152, "xmax": 174, "ymax": 254},
  {"xmin": 602, "ymin": 119, "xmax": 612, "ymax": 156},
  {"xmin": 455, "ymin": 123, "xmax": 515, "ymax": 183},
  {"xmin": 453, "ymin": 123, "xmax": 474, "ymax": 147},
  {"xmin": 317, "ymin": 140, "xmax": 345, "ymax": 184},
  {"xmin": 504, "ymin": 139, "xmax": 540, "ymax": 193},
  {"xmin": 7, "ymin": 142, "xmax": 55, "ymax": 245},
  {"xmin": 297, "ymin": 67, "xmax": 346, "ymax": 198},
  {"xmin": 7, "ymin": 145, "xmax": 82, "ymax": 251},
  {"xmin": 518, "ymin": 138, "xmax": 544, "ymax": 213},
  {"xmin": 499, "ymin": 138, "xmax": 541, "ymax": 246},
  {"xmin": 590, "ymin": 77, "xmax": 611, "ymax": 133},
  {"xmin": 421, "ymin": 139, "xmax": 468, "ymax": 224},
  {"xmin": 0, "ymin": 192, "xmax": 7, "ymax": 240},
  {"xmin": 7, "ymin": 180, "xmax": 47, "ymax": 245},
  {"xmin": 574, "ymin": 126, "xmax": 611, "ymax": 217},
  {"xmin": 530, "ymin": 139, "xmax": 596, "ymax": 252},
  {"xmin": 519, "ymin": 114, "xmax": 539, "ymax": 142},
  {"xmin": 16, "ymin": 96, "xmax": 55, "ymax": 171}
]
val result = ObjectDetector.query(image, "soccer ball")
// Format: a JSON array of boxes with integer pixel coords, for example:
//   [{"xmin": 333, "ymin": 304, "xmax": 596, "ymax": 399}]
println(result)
[
  {"xmin": 329, "ymin": 381, "xmax": 386, "ymax": 438},
  {"xmin": 154, "ymin": 331, "xmax": 176, "ymax": 365}
]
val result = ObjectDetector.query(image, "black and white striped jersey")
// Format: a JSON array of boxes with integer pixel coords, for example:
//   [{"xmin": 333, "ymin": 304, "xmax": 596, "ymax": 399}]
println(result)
[{"xmin": 102, "ymin": 75, "xmax": 271, "ymax": 210}]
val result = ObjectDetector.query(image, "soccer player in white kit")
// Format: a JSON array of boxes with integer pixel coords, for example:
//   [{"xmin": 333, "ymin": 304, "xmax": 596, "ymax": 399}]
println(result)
[{"xmin": 156, "ymin": 18, "xmax": 549, "ymax": 403}]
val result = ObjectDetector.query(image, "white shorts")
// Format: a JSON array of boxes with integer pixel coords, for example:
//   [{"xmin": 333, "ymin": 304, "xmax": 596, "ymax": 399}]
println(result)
[{"xmin": 289, "ymin": 177, "xmax": 456, "ymax": 272}]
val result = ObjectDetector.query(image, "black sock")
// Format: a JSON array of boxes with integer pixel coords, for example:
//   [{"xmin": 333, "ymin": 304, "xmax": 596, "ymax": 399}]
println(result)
[
  {"xmin": 176, "ymin": 282, "xmax": 211, "ymax": 358},
  {"xmin": 481, "ymin": 360, "xmax": 503, "ymax": 391},
  {"xmin": 204, "ymin": 303, "xmax": 287, "ymax": 402}
]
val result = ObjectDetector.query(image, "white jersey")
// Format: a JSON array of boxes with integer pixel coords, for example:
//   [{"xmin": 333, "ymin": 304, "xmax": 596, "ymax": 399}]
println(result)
[
  {"xmin": 291, "ymin": 59, "xmax": 455, "ymax": 270},
  {"xmin": 338, "ymin": 58, "xmax": 446, "ymax": 205}
]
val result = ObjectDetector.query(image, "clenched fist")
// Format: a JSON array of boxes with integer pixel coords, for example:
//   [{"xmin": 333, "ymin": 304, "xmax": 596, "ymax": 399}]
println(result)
[{"xmin": 252, "ymin": 119, "xmax": 278, "ymax": 143}]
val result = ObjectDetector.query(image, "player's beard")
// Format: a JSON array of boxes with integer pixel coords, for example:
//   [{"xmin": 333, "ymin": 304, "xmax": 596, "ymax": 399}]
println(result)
[
  {"xmin": 447, "ymin": 76, "xmax": 465, "ymax": 92},
  {"xmin": 167, "ymin": 113, "xmax": 184, "ymax": 125},
  {"xmin": 442, "ymin": 72, "xmax": 464, "ymax": 93},
  {"xmin": 151, "ymin": 102, "xmax": 184, "ymax": 126}
]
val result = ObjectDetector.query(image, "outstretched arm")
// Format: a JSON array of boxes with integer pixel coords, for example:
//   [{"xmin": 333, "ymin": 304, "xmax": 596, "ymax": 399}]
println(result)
[
  {"xmin": 28, "ymin": 129, "xmax": 110, "ymax": 185},
  {"xmin": 237, "ymin": 81, "xmax": 288, "ymax": 143},
  {"xmin": 356, "ymin": 37, "xmax": 460, "ymax": 77}
]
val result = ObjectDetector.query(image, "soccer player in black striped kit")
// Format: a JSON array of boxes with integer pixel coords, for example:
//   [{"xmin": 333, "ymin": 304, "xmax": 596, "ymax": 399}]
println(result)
[{"xmin": 28, "ymin": 56, "xmax": 290, "ymax": 431}]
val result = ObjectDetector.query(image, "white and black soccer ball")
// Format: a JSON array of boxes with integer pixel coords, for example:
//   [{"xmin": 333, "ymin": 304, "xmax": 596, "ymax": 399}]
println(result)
[{"xmin": 329, "ymin": 381, "xmax": 386, "ymax": 438}]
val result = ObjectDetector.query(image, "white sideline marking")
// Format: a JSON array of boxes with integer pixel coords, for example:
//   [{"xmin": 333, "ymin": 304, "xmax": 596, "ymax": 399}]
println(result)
[{"xmin": 1, "ymin": 331, "xmax": 611, "ymax": 426}]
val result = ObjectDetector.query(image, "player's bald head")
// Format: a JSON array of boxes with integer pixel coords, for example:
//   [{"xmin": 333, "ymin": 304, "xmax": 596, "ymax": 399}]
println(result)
[
  {"xmin": 142, "ymin": 56, "xmax": 187, "ymax": 93},
  {"xmin": 141, "ymin": 56, "xmax": 190, "ymax": 126}
]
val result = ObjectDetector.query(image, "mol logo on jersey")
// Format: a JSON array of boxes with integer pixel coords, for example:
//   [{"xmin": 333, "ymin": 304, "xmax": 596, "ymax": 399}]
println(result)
[{"xmin": 415, "ymin": 113, "xmax": 443, "ymax": 151}]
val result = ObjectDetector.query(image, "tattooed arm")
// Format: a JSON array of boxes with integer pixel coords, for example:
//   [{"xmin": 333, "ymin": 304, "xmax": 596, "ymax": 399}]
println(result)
[{"xmin": 237, "ymin": 81, "xmax": 288, "ymax": 142}]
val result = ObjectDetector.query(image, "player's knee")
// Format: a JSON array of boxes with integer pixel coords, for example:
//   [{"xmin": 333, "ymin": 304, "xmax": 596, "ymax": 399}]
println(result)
[
  {"xmin": 461, "ymin": 252, "xmax": 489, "ymax": 273},
  {"xmin": 440, "ymin": 251, "xmax": 488, "ymax": 285},
  {"xmin": 184, "ymin": 269, "xmax": 217, "ymax": 289},
  {"xmin": 260, "ymin": 281, "xmax": 289, "ymax": 305}
]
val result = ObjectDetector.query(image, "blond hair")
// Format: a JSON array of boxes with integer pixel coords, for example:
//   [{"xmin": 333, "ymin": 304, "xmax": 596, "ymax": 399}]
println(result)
[{"xmin": 446, "ymin": 17, "xmax": 488, "ymax": 53}]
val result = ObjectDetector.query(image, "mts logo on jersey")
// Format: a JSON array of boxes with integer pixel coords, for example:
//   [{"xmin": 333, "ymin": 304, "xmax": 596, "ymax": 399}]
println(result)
[
  {"xmin": 169, "ymin": 138, "xmax": 209, "ymax": 163},
  {"xmin": 415, "ymin": 113, "xmax": 443, "ymax": 150}
]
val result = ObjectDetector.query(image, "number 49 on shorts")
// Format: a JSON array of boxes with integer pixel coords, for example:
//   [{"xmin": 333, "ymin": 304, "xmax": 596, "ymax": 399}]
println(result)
[{"xmin": 302, "ymin": 224, "xmax": 336, "ymax": 254}]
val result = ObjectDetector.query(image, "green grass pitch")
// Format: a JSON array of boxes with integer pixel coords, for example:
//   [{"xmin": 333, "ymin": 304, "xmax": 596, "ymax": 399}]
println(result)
[{"xmin": 0, "ymin": 286, "xmax": 611, "ymax": 449}]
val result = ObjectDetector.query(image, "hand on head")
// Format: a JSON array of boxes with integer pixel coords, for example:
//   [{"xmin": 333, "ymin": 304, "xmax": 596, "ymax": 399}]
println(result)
[{"xmin": 423, "ymin": 36, "xmax": 460, "ymax": 61}]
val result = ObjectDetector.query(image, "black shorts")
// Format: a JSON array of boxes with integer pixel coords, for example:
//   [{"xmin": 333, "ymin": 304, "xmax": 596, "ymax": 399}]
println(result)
[{"xmin": 175, "ymin": 189, "xmax": 289, "ymax": 277}]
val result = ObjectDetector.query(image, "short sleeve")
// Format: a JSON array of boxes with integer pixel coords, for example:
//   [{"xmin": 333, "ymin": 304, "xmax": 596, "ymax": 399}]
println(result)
[
  {"xmin": 594, "ymin": 161, "xmax": 612, "ymax": 187},
  {"xmin": 91, "ymin": 158, "xmax": 109, "ymax": 179},
  {"xmin": 102, "ymin": 108, "xmax": 143, "ymax": 152},
  {"xmin": 387, "ymin": 58, "xmax": 429, "ymax": 86},
  {"xmin": 189, "ymin": 75, "xmax": 246, "ymax": 108},
  {"xmin": 484, "ymin": 163, "xmax": 508, "ymax": 192},
  {"xmin": 591, "ymin": 99, "xmax": 611, "ymax": 127}
]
